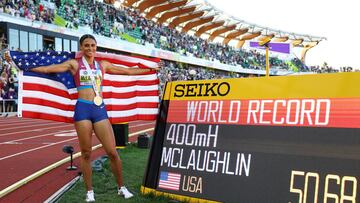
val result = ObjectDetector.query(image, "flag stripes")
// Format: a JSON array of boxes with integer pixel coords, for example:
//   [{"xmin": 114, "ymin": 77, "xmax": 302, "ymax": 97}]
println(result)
[{"xmin": 12, "ymin": 51, "xmax": 160, "ymax": 123}]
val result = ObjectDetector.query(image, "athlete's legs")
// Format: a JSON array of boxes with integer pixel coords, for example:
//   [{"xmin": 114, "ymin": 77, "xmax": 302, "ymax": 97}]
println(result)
[
  {"xmin": 75, "ymin": 120, "xmax": 94, "ymax": 191},
  {"xmin": 93, "ymin": 119, "xmax": 124, "ymax": 187}
]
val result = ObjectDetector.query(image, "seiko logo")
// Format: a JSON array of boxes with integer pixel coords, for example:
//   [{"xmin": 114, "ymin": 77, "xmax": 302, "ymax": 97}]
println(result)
[{"xmin": 174, "ymin": 82, "xmax": 230, "ymax": 97}]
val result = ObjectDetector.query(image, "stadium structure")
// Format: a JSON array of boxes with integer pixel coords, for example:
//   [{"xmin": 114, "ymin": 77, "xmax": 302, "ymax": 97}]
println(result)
[
  {"xmin": 2, "ymin": 2, "xmax": 356, "ymax": 203},
  {"xmin": 121, "ymin": 0, "xmax": 326, "ymax": 63},
  {"xmin": 0, "ymin": 0, "xmax": 326, "ymax": 77},
  {"xmin": 124, "ymin": 0, "xmax": 324, "ymax": 48}
]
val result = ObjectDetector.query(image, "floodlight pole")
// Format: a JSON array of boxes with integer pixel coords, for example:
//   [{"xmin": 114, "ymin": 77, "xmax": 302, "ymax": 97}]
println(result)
[
  {"xmin": 265, "ymin": 44, "xmax": 270, "ymax": 77},
  {"xmin": 259, "ymin": 37, "xmax": 271, "ymax": 77}
]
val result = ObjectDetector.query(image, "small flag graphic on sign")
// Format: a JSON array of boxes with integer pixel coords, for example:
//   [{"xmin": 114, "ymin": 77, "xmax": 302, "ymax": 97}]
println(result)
[{"xmin": 158, "ymin": 171, "xmax": 181, "ymax": 191}]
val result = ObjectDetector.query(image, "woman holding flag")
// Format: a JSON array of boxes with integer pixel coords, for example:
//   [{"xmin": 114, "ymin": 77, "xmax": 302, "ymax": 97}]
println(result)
[{"xmin": 6, "ymin": 34, "xmax": 161, "ymax": 202}]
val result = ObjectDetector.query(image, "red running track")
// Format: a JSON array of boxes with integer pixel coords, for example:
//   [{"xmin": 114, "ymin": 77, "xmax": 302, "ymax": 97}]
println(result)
[{"xmin": 0, "ymin": 116, "xmax": 155, "ymax": 202}]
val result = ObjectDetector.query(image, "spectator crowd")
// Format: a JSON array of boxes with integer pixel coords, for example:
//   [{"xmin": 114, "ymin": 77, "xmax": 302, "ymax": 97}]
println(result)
[
  {"xmin": 0, "ymin": 0, "xmax": 356, "ymax": 115},
  {"xmin": 0, "ymin": 0, "xmax": 54, "ymax": 23},
  {"xmin": 0, "ymin": 51, "xmax": 18, "ymax": 115},
  {"xmin": 1, "ymin": 0, "xmax": 311, "ymax": 72}
]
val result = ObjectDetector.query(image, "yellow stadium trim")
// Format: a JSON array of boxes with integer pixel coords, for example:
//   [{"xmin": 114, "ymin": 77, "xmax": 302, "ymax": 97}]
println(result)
[
  {"xmin": 163, "ymin": 82, "xmax": 172, "ymax": 100},
  {"xmin": 140, "ymin": 186, "xmax": 221, "ymax": 203}
]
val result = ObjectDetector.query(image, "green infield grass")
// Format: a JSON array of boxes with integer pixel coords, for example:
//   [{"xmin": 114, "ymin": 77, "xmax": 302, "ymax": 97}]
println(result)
[{"xmin": 58, "ymin": 144, "xmax": 179, "ymax": 203}]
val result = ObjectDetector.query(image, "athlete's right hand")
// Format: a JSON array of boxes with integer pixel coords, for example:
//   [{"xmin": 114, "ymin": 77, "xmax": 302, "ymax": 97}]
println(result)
[{"xmin": 4, "ymin": 51, "xmax": 12, "ymax": 63}]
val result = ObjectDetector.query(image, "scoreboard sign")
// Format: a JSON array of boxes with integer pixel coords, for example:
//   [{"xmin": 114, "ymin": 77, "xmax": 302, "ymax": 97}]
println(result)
[{"xmin": 142, "ymin": 73, "xmax": 360, "ymax": 203}]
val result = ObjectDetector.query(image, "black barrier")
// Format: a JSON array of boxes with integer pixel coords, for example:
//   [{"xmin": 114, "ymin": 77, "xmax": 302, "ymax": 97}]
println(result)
[
  {"xmin": 143, "ymin": 83, "xmax": 170, "ymax": 189},
  {"xmin": 112, "ymin": 123, "xmax": 128, "ymax": 148},
  {"xmin": 137, "ymin": 133, "xmax": 150, "ymax": 148},
  {"xmin": 157, "ymin": 124, "xmax": 359, "ymax": 202},
  {"xmin": 142, "ymin": 75, "xmax": 360, "ymax": 203}
]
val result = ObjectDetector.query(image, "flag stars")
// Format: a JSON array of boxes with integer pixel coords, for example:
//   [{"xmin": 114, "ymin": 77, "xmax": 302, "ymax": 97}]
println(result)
[{"xmin": 12, "ymin": 51, "xmax": 96, "ymax": 90}]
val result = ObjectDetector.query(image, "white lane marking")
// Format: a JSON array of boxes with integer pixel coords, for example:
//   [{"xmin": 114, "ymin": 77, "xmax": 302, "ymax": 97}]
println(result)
[
  {"xmin": 1, "ymin": 125, "xmax": 153, "ymax": 144},
  {"xmin": 0, "ymin": 137, "xmax": 77, "ymax": 161},
  {"xmin": 0, "ymin": 120, "xmax": 150, "ymax": 133},
  {"xmin": 0, "ymin": 120, "xmax": 54, "ymax": 127},
  {"xmin": 1, "ymin": 122, "xmax": 67, "ymax": 131},
  {"xmin": 0, "ymin": 128, "xmax": 155, "ymax": 198},
  {"xmin": 129, "ymin": 128, "xmax": 154, "ymax": 138},
  {"xmin": 0, "ymin": 125, "xmax": 73, "ymax": 137},
  {"xmin": 0, "ymin": 118, "xmax": 50, "ymax": 123},
  {"xmin": 0, "ymin": 144, "xmax": 102, "ymax": 198},
  {"xmin": 0, "ymin": 127, "xmax": 155, "ymax": 160},
  {"xmin": 0, "ymin": 132, "xmax": 68, "ymax": 144},
  {"xmin": 129, "ymin": 122, "xmax": 155, "ymax": 128},
  {"xmin": 0, "ymin": 122, "xmax": 152, "ymax": 143},
  {"xmin": 2, "ymin": 141, "xmax": 22, "ymax": 145},
  {"xmin": 54, "ymin": 131, "xmax": 77, "ymax": 137}
]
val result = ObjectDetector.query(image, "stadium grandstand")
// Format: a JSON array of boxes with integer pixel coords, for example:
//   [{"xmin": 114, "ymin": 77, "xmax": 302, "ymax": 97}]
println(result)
[
  {"xmin": 0, "ymin": 0, "xmax": 349, "ymax": 117},
  {"xmin": 1, "ymin": 1, "xmax": 359, "ymax": 202}
]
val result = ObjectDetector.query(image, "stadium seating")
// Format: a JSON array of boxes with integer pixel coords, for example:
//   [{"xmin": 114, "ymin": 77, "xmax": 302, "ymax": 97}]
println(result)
[
  {"xmin": 1, "ymin": 0, "xmax": 308, "ymax": 72},
  {"xmin": 0, "ymin": 0, "xmax": 349, "ymax": 110}
]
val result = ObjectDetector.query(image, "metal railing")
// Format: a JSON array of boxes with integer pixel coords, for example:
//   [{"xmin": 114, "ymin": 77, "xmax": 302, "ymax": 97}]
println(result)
[{"xmin": 0, "ymin": 99, "xmax": 17, "ymax": 117}]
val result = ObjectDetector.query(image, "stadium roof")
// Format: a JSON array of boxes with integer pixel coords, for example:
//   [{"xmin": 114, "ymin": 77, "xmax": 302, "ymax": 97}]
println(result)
[{"xmin": 121, "ymin": 0, "xmax": 326, "ymax": 48}]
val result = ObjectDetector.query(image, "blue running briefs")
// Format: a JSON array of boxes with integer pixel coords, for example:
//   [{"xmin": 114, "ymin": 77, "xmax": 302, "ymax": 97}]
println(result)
[{"xmin": 73, "ymin": 99, "xmax": 108, "ymax": 123}]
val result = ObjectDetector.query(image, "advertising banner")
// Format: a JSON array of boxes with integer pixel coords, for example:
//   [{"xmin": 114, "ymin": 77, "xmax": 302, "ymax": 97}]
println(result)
[
  {"xmin": 250, "ymin": 41, "xmax": 291, "ymax": 54},
  {"xmin": 142, "ymin": 73, "xmax": 360, "ymax": 203}
]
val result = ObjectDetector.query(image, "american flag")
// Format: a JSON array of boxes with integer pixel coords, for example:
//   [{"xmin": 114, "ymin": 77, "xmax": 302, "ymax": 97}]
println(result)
[
  {"xmin": 158, "ymin": 171, "xmax": 181, "ymax": 191},
  {"xmin": 10, "ymin": 51, "xmax": 160, "ymax": 123}
]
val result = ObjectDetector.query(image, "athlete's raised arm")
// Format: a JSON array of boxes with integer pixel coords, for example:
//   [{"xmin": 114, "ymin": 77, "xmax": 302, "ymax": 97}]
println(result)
[
  {"xmin": 101, "ymin": 60, "xmax": 161, "ymax": 75},
  {"xmin": 31, "ymin": 59, "xmax": 78, "ymax": 75},
  {"xmin": 4, "ymin": 51, "xmax": 78, "ymax": 75}
]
